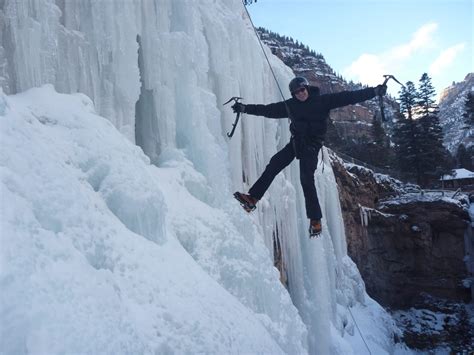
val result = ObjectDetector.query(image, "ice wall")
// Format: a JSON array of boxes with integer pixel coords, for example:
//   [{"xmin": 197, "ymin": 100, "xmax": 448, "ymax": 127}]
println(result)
[{"xmin": 1, "ymin": 0, "xmax": 401, "ymax": 354}]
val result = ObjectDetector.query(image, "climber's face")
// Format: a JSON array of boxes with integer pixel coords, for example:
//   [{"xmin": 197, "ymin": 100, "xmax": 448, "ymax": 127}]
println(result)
[{"xmin": 294, "ymin": 87, "xmax": 309, "ymax": 102}]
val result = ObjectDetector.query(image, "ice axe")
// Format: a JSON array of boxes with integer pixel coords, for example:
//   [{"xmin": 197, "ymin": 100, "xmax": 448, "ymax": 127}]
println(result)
[
  {"xmin": 378, "ymin": 74, "xmax": 404, "ymax": 121},
  {"xmin": 223, "ymin": 96, "xmax": 243, "ymax": 138}
]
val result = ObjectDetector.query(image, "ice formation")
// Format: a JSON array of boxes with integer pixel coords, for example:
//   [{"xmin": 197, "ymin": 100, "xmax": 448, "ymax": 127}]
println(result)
[{"xmin": 1, "ymin": 1, "xmax": 404, "ymax": 354}]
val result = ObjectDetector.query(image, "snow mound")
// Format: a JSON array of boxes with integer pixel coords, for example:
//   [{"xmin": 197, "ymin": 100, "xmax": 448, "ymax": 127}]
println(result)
[{"xmin": 0, "ymin": 86, "xmax": 307, "ymax": 354}]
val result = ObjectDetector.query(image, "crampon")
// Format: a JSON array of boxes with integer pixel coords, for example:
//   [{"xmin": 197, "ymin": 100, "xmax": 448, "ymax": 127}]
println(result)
[
  {"xmin": 234, "ymin": 192, "xmax": 258, "ymax": 213},
  {"xmin": 309, "ymin": 220, "xmax": 322, "ymax": 238}
]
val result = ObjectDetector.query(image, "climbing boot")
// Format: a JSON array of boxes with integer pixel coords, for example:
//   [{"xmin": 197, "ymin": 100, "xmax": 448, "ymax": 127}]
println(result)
[
  {"xmin": 234, "ymin": 192, "xmax": 258, "ymax": 213},
  {"xmin": 309, "ymin": 219, "xmax": 322, "ymax": 238}
]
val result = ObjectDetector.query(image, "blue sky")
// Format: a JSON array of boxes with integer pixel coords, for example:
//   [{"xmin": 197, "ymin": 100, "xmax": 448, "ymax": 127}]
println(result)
[{"xmin": 247, "ymin": 0, "xmax": 473, "ymax": 98}]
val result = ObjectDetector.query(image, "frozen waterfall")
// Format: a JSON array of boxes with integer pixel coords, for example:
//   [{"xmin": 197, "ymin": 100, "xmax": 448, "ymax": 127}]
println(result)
[{"xmin": 1, "ymin": 0, "xmax": 404, "ymax": 354}]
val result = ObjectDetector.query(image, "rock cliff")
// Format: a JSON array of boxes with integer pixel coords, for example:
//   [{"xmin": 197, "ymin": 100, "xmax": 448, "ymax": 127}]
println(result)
[
  {"xmin": 332, "ymin": 155, "xmax": 471, "ymax": 308},
  {"xmin": 438, "ymin": 73, "xmax": 474, "ymax": 153}
]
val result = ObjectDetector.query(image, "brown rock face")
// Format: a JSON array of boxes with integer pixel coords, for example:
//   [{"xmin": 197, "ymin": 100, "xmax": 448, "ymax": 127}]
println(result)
[
  {"xmin": 364, "ymin": 199, "xmax": 470, "ymax": 307},
  {"xmin": 332, "ymin": 156, "xmax": 471, "ymax": 308}
]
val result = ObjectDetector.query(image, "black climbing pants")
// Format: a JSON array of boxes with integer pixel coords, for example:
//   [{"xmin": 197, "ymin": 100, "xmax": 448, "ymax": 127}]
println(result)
[{"xmin": 248, "ymin": 141, "xmax": 323, "ymax": 220}]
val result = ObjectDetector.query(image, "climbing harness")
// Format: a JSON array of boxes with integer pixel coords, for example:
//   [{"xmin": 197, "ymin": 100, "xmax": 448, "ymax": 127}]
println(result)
[
  {"xmin": 378, "ymin": 74, "xmax": 404, "ymax": 121},
  {"xmin": 223, "ymin": 97, "xmax": 244, "ymax": 138}
]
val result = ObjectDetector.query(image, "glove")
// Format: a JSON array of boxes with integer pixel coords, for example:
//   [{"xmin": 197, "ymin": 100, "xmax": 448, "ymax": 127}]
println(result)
[
  {"xmin": 231, "ymin": 102, "xmax": 246, "ymax": 113},
  {"xmin": 374, "ymin": 84, "xmax": 387, "ymax": 96}
]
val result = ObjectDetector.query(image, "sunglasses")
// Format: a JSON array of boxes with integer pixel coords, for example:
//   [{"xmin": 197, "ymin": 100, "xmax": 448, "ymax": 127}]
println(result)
[{"xmin": 293, "ymin": 87, "xmax": 307, "ymax": 95}]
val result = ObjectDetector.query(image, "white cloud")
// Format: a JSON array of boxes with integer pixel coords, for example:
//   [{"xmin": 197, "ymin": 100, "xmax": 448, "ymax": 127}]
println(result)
[
  {"xmin": 343, "ymin": 54, "xmax": 386, "ymax": 86},
  {"xmin": 390, "ymin": 22, "xmax": 438, "ymax": 60},
  {"xmin": 429, "ymin": 43, "xmax": 466, "ymax": 75},
  {"xmin": 343, "ymin": 23, "xmax": 439, "ymax": 86}
]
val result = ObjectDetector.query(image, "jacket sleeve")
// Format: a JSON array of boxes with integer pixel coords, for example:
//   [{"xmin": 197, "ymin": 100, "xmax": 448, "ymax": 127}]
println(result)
[
  {"xmin": 323, "ymin": 87, "xmax": 376, "ymax": 110},
  {"xmin": 244, "ymin": 100, "xmax": 289, "ymax": 119}
]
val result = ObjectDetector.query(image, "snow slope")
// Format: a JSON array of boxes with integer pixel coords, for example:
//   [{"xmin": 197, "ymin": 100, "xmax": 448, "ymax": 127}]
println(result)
[{"xmin": 0, "ymin": 86, "xmax": 307, "ymax": 354}]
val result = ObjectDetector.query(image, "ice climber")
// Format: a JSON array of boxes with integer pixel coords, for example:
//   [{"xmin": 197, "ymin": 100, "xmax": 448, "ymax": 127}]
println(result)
[{"xmin": 233, "ymin": 76, "xmax": 387, "ymax": 238}]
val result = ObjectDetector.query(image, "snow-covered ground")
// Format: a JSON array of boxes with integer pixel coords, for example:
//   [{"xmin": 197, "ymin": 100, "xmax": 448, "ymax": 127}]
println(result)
[{"xmin": 392, "ymin": 296, "xmax": 474, "ymax": 353}]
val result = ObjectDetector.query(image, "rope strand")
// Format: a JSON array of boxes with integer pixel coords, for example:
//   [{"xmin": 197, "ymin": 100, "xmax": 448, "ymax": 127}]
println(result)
[
  {"xmin": 347, "ymin": 305, "xmax": 372, "ymax": 355},
  {"xmin": 241, "ymin": 2, "xmax": 293, "ymax": 119},
  {"xmin": 242, "ymin": 3, "xmax": 287, "ymax": 102}
]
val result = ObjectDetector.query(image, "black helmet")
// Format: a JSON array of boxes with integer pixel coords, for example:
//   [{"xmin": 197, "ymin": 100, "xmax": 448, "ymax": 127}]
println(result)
[{"xmin": 289, "ymin": 77, "xmax": 309, "ymax": 94}]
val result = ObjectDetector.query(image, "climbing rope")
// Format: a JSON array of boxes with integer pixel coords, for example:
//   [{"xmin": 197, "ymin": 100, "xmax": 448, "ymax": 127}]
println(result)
[
  {"xmin": 347, "ymin": 305, "xmax": 372, "ymax": 355},
  {"xmin": 241, "ymin": 2, "xmax": 292, "ymax": 118}
]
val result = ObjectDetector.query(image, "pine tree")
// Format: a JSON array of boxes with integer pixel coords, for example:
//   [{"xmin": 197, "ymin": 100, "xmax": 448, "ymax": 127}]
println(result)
[
  {"xmin": 416, "ymin": 73, "xmax": 450, "ymax": 185},
  {"xmin": 399, "ymin": 81, "xmax": 417, "ymax": 117},
  {"xmin": 417, "ymin": 114, "xmax": 449, "ymax": 184},
  {"xmin": 417, "ymin": 73, "xmax": 437, "ymax": 116},
  {"xmin": 394, "ymin": 81, "xmax": 422, "ymax": 183}
]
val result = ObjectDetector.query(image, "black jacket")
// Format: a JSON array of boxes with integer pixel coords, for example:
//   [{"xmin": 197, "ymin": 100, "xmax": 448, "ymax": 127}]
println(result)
[{"xmin": 244, "ymin": 86, "xmax": 377, "ymax": 158}]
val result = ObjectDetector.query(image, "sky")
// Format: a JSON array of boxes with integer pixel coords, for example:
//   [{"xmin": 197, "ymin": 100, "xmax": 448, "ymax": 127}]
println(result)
[{"xmin": 247, "ymin": 0, "xmax": 473, "ymax": 98}]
